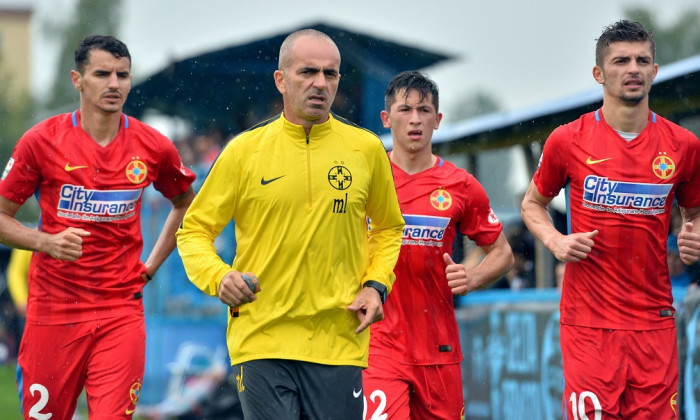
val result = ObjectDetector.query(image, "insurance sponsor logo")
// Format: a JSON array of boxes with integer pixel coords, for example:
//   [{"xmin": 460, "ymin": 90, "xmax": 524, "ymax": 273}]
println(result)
[
  {"xmin": 57, "ymin": 184, "xmax": 142, "ymax": 222},
  {"xmin": 402, "ymin": 214, "xmax": 450, "ymax": 246},
  {"xmin": 581, "ymin": 175, "xmax": 672, "ymax": 215}
]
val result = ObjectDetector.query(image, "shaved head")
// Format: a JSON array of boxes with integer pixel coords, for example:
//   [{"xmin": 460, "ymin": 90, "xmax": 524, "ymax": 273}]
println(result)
[{"xmin": 278, "ymin": 29, "xmax": 340, "ymax": 71}]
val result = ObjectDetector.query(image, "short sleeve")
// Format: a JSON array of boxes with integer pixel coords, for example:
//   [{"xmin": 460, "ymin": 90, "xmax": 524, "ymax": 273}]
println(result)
[
  {"xmin": 152, "ymin": 139, "xmax": 196, "ymax": 199},
  {"xmin": 533, "ymin": 125, "xmax": 570, "ymax": 198}
]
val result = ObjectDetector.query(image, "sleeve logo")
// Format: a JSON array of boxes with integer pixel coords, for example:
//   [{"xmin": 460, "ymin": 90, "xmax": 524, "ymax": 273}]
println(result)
[{"xmin": 1, "ymin": 157, "xmax": 14, "ymax": 180}]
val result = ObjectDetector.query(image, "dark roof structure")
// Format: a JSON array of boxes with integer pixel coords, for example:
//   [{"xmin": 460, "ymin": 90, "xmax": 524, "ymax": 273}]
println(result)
[
  {"xmin": 125, "ymin": 22, "xmax": 452, "ymax": 136},
  {"xmin": 383, "ymin": 54, "xmax": 700, "ymax": 154}
]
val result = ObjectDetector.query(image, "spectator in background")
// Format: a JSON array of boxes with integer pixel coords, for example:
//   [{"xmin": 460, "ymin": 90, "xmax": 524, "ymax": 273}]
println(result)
[
  {"xmin": 668, "ymin": 235, "xmax": 696, "ymax": 289},
  {"xmin": 490, "ymin": 221, "xmax": 534, "ymax": 291},
  {"xmin": 6, "ymin": 247, "xmax": 32, "ymax": 349},
  {"xmin": 193, "ymin": 133, "xmax": 222, "ymax": 169},
  {"xmin": 6, "ymin": 247, "xmax": 31, "ymax": 319}
]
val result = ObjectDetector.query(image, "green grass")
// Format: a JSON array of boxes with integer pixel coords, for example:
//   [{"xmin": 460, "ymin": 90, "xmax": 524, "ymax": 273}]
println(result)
[{"xmin": 0, "ymin": 363, "xmax": 22, "ymax": 420}]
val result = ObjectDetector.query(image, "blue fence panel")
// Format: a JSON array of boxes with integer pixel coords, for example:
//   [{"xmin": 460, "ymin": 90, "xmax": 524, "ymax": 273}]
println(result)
[
  {"xmin": 139, "ymin": 188, "xmax": 235, "ymax": 405},
  {"xmin": 457, "ymin": 287, "xmax": 696, "ymax": 420}
]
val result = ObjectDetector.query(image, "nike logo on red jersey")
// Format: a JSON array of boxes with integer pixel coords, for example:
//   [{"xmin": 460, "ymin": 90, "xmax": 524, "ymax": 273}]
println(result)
[
  {"xmin": 64, "ymin": 163, "xmax": 88, "ymax": 171},
  {"xmin": 585, "ymin": 156, "xmax": 612, "ymax": 165}
]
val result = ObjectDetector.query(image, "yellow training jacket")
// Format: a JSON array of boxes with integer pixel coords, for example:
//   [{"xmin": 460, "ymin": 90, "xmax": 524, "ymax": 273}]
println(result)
[{"xmin": 176, "ymin": 113, "xmax": 404, "ymax": 367}]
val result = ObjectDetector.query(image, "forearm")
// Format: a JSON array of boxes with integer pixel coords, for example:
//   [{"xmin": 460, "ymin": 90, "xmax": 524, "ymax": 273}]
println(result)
[
  {"xmin": 521, "ymin": 185, "xmax": 561, "ymax": 255},
  {"xmin": 469, "ymin": 234, "xmax": 514, "ymax": 290},
  {"xmin": 678, "ymin": 206, "xmax": 700, "ymax": 265},
  {"xmin": 364, "ymin": 223, "xmax": 403, "ymax": 291},
  {"xmin": 144, "ymin": 188, "xmax": 194, "ymax": 276},
  {"xmin": 680, "ymin": 206, "xmax": 700, "ymax": 232},
  {"xmin": 143, "ymin": 206, "xmax": 185, "ymax": 275},
  {"xmin": 177, "ymin": 226, "xmax": 233, "ymax": 297},
  {"xmin": 0, "ymin": 211, "xmax": 47, "ymax": 253}
]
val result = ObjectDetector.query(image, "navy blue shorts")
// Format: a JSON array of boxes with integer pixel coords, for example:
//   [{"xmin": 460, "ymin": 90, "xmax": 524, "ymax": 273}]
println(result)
[{"xmin": 233, "ymin": 359, "xmax": 363, "ymax": 419}]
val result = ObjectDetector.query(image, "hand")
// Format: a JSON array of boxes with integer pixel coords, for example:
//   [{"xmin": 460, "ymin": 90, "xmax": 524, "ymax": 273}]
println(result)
[
  {"xmin": 45, "ymin": 227, "xmax": 90, "ymax": 261},
  {"xmin": 218, "ymin": 271, "xmax": 260, "ymax": 308},
  {"xmin": 678, "ymin": 222, "xmax": 700, "ymax": 265},
  {"xmin": 347, "ymin": 286, "xmax": 384, "ymax": 334},
  {"xmin": 443, "ymin": 253, "xmax": 470, "ymax": 295},
  {"xmin": 550, "ymin": 230, "xmax": 598, "ymax": 262}
]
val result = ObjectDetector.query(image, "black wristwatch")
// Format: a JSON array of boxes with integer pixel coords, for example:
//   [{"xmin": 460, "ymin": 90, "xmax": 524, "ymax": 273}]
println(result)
[{"xmin": 363, "ymin": 280, "xmax": 387, "ymax": 304}]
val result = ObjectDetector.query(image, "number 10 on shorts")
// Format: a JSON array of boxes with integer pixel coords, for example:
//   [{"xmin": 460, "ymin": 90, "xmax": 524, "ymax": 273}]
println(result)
[{"xmin": 568, "ymin": 391, "xmax": 602, "ymax": 420}]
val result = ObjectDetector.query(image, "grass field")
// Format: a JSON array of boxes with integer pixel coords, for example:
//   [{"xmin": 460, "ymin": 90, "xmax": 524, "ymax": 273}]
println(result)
[{"xmin": 0, "ymin": 363, "xmax": 22, "ymax": 420}]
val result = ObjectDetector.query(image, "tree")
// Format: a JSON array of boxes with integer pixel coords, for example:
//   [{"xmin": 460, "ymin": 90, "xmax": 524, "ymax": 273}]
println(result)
[
  {"xmin": 626, "ymin": 7, "xmax": 700, "ymax": 65},
  {"xmin": 0, "ymin": 57, "xmax": 38, "ymax": 222},
  {"xmin": 43, "ymin": 0, "xmax": 123, "ymax": 112},
  {"xmin": 443, "ymin": 91, "xmax": 501, "ymax": 124},
  {"xmin": 0, "ymin": 56, "xmax": 33, "ymax": 166}
]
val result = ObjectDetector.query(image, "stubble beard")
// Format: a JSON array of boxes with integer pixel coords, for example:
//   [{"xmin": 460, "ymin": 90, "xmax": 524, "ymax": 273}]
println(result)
[{"xmin": 619, "ymin": 92, "xmax": 645, "ymax": 106}]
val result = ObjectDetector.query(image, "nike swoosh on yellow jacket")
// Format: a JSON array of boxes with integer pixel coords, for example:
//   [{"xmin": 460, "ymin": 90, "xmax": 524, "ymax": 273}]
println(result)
[{"xmin": 176, "ymin": 113, "xmax": 404, "ymax": 367}]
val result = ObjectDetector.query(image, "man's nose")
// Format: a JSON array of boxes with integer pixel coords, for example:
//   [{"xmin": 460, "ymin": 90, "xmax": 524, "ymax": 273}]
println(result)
[
  {"xmin": 312, "ymin": 72, "xmax": 327, "ymax": 89},
  {"xmin": 108, "ymin": 72, "xmax": 120, "ymax": 88}
]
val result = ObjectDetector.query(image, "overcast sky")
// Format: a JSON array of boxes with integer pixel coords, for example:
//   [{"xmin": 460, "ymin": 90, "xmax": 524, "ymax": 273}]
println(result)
[{"xmin": 8, "ymin": 0, "xmax": 700, "ymax": 121}]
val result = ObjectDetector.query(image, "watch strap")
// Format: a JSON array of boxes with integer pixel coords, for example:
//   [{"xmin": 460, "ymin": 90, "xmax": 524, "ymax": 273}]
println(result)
[{"xmin": 363, "ymin": 280, "xmax": 387, "ymax": 304}]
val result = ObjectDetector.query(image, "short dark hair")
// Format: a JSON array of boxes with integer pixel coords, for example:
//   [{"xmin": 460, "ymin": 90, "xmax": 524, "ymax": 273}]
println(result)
[
  {"xmin": 74, "ymin": 35, "xmax": 131, "ymax": 74},
  {"xmin": 595, "ymin": 20, "xmax": 655, "ymax": 67},
  {"xmin": 384, "ymin": 71, "xmax": 439, "ymax": 112}
]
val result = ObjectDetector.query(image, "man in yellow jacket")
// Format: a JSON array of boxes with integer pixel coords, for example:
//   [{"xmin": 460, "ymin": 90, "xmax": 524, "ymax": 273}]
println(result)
[{"xmin": 176, "ymin": 28, "xmax": 404, "ymax": 419}]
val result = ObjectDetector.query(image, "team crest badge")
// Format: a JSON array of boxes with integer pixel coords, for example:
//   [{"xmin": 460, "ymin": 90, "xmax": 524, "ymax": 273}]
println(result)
[
  {"xmin": 652, "ymin": 154, "xmax": 675, "ymax": 179},
  {"xmin": 328, "ymin": 165, "xmax": 352, "ymax": 190},
  {"xmin": 125, "ymin": 381, "xmax": 141, "ymax": 415},
  {"xmin": 126, "ymin": 159, "xmax": 147, "ymax": 184},
  {"xmin": 430, "ymin": 189, "xmax": 452, "ymax": 211},
  {"xmin": 670, "ymin": 392, "xmax": 677, "ymax": 415}
]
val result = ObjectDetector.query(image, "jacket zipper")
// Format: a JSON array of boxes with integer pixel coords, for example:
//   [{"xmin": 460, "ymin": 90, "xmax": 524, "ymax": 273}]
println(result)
[{"xmin": 306, "ymin": 135, "xmax": 312, "ymax": 208}]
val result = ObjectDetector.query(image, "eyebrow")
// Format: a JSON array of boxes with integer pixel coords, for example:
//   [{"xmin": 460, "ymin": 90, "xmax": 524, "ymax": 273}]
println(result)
[{"xmin": 298, "ymin": 66, "xmax": 339, "ymax": 75}]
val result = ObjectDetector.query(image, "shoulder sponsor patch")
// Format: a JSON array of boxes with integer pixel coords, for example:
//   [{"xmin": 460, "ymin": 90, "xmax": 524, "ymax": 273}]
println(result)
[{"xmin": 2, "ymin": 157, "xmax": 14, "ymax": 180}]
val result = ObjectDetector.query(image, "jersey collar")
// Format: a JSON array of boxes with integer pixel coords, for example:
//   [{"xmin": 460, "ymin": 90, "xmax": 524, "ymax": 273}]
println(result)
[{"xmin": 71, "ymin": 110, "xmax": 129, "ymax": 128}]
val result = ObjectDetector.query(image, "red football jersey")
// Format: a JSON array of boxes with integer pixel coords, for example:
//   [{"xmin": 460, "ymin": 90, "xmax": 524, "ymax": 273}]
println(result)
[
  {"xmin": 369, "ymin": 157, "xmax": 502, "ymax": 365},
  {"xmin": 534, "ymin": 110, "xmax": 700, "ymax": 330},
  {"xmin": 0, "ymin": 111, "xmax": 195, "ymax": 325}
]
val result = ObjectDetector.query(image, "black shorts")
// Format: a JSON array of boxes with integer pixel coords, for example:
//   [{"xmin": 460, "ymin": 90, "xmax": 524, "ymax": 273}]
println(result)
[{"xmin": 233, "ymin": 359, "xmax": 363, "ymax": 419}]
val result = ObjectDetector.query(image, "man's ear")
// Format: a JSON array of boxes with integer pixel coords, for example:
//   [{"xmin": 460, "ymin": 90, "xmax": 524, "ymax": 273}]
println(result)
[
  {"xmin": 70, "ymin": 69, "xmax": 83, "ymax": 91},
  {"xmin": 592, "ymin": 65, "xmax": 605, "ymax": 85},
  {"xmin": 380, "ymin": 110, "xmax": 391, "ymax": 129},
  {"xmin": 273, "ymin": 70, "xmax": 286, "ymax": 95}
]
